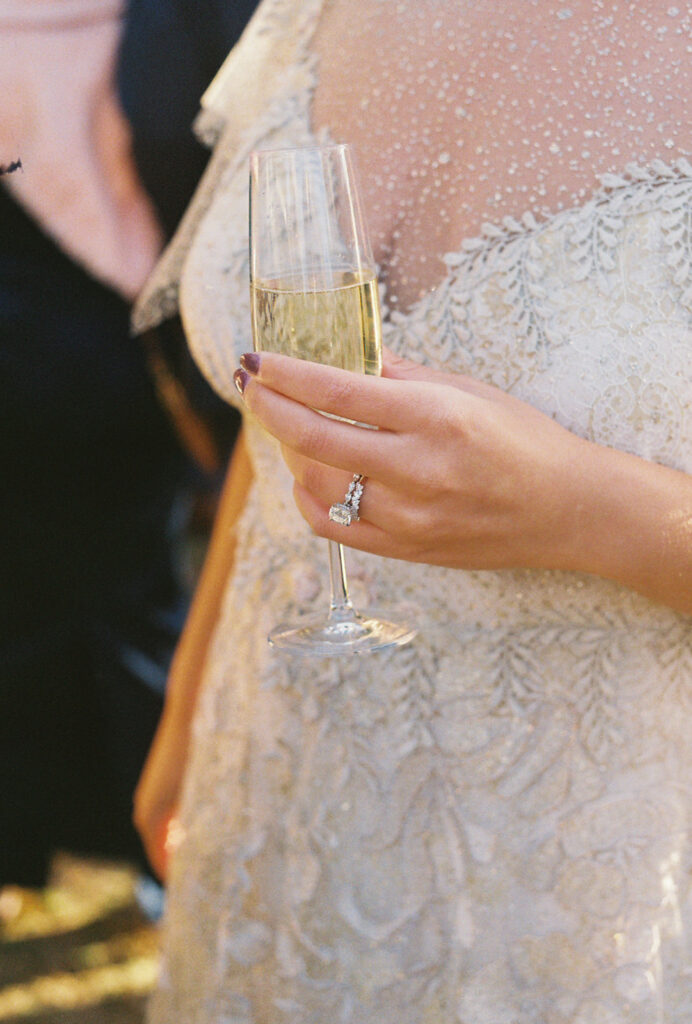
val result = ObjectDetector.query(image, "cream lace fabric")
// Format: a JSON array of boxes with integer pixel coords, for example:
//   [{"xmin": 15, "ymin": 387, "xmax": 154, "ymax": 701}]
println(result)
[{"xmin": 142, "ymin": 2, "xmax": 692, "ymax": 1022}]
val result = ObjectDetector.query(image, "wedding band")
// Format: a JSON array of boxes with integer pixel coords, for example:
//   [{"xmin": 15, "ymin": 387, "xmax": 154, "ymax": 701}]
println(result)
[{"xmin": 328, "ymin": 474, "xmax": 365, "ymax": 526}]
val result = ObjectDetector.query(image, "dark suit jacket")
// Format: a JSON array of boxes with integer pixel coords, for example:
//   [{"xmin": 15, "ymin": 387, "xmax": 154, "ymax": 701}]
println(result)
[{"xmin": 0, "ymin": 0, "xmax": 258, "ymax": 885}]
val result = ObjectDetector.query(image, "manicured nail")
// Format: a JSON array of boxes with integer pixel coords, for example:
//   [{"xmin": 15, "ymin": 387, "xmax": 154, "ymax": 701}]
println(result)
[
  {"xmin": 240, "ymin": 352, "xmax": 260, "ymax": 374},
  {"xmin": 234, "ymin": 368, "xmax": 249, "ymax": 395}
]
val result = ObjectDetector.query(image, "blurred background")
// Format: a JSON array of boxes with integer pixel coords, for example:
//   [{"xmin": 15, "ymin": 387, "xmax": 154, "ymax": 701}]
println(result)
[
  {"xmin": 0, "ymin": 855, "xmax": 159, "ymax": 1023},
  {"xmin": 0, "ymin": 1, "xmax": 258, "ymax": 1018}
]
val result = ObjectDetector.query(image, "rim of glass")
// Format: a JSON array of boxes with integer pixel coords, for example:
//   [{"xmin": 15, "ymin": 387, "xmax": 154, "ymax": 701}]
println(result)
[
  {"xmin": 248, "ymin": 141, "xmax": 371, "ymax": 285},
  {"xmin": 249, "ymin": 142, "xmax": 353, "ymax": 159}
]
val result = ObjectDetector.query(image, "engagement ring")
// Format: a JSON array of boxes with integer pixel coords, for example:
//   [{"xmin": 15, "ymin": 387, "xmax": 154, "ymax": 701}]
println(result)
[{"xmin": 328, "ymin": 474, "xmax": 365, "ymax": 526}]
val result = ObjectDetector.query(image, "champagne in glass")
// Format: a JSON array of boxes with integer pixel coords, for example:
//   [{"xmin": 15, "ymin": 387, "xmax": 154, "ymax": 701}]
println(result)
[
  {"xmin": 251, "ymin": 269, "xmax": 382, "ymax": 376},
  {"xmin": 249, "ymin": 143, "xmax": 415, "ymax": 655}
]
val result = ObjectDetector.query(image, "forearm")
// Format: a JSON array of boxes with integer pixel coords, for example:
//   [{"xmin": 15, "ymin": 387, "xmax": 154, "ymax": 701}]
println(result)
[
  {"xmin": 564, "ymin": 442, "xmax": 692, "ymax": 616},
  {"xmin": 164, "ymin": 430, "xmax": 253, "ymax": 722}
]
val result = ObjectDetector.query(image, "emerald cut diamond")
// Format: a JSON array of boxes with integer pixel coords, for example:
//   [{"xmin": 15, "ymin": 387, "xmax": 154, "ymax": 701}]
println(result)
[{"xmin": 329, "ymin": 503, "xmax": 354, "ymax": 526}]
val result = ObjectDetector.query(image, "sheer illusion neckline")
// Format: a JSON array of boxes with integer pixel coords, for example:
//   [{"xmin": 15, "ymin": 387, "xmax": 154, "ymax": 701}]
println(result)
[
  {"xmin": 132, "ymin": 0, "xmax": 692, "ymax": 335},
  {"xmin": 379, "ymin": 156, "xmax": 692, "ymax": 321},
  {"xmin": 309, "ymin": 0, "xmax": 692, "ymax": 314}
]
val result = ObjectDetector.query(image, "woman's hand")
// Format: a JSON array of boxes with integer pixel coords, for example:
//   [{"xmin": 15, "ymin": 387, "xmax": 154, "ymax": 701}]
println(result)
[
  {"xmin": 133, "ymin": 708, "xmax": 189, "ymax": 881},
  {"xmin": 234, "ymin": 348, "xmax": 597, "ymax": 573},
  {"xmin": 234, "ymin": 348, "xmax": 692, "ymax": 615}
]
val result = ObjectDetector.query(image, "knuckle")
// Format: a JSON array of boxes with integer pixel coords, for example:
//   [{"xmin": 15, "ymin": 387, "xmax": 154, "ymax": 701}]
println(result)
[
  {"xmin": 387, "ymin": 353, "xmax": 411, "ymax": 376},
  {"xmin": 300, "ymin": 459, "xmax": 324, "ymax": 495},
  {"xmin": 432, "ymin": 398, "xmax": 467, "ymax": 438},
  {"xmin": 428, "ymin": 460, "xmax": 459, "ymax": 501},
  {"xmin": 292, "ymin": 417, "xmax": 330, "ymax": 458},
  {"xmin": 323, "ymin": 373, "xmax": 357, "ymax": 411},
  {"xmin": 311, "ymin": 516, "xmax": 330, "ymax": 539},
  {"xmin": 294, "ymin": 483, "xmax": 327, "ymax": 535},
  {"xmin": 388, "ymin": 500, "xmax": 427, "ymax": 540}
]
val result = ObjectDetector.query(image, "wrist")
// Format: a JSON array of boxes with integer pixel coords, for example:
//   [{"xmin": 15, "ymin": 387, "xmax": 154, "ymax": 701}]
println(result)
[
  {"xmin": 561, "ymin": 441, "xmax": 692, "ymax": 612},
  {"xmin": 562, "ymin": 441, "xmax": 645, "ymax": 579}
]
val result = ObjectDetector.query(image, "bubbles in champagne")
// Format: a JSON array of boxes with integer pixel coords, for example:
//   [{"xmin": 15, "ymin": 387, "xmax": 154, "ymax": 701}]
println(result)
[{"xmin": 250, "ymin": 269, "xmax": 382, "ymax": 376}]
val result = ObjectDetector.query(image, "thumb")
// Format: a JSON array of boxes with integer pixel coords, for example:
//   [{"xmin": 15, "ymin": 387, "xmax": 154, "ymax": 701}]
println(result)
[
  {"xmin": 381, "ymin": 347, "xmax": 472, "ymax": 392},
  {"xmin": 381, "ymin": 347, "xmax": 432, "ymax": 381},
  {"xmin": 381, "ymin": 346, "xmax": 515, "ymax": 405}
]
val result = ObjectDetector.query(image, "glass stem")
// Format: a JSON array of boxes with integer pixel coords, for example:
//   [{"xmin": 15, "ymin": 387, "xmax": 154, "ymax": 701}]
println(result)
[{"xmin": 327, "ymin": 541, "xmax": 355, "ymax": 618}]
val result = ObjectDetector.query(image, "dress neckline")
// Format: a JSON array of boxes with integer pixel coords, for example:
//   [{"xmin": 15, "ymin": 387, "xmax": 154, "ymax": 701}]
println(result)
[{"xmin": 382, "ymin": 157, "xmax": 692, "ymax": 323}]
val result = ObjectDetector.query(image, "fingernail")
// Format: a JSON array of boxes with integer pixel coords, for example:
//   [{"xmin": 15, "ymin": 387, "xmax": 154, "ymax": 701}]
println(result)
[
  {"xmin": 240, "ymin": 352, "xmax": 260, "ymax": 374},
  {"xmin": 234, "ymin": 368, "xmax": 249, "ymax": 395}
]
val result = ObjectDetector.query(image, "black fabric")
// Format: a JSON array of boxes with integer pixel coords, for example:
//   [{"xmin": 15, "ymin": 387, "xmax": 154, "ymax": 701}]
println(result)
[
  {"xmin": 0, "ymin": 186, "xmax": 188, "ymax": 885},
  {"xmin": 118, "ymin": 0, "xmax": 259, "ymax": 236},
  {"xmin": 118, "ymin": 0, "xmax": 253, "ymax": 469},
  {"xmin": 0, "ymin": 0, "xmax": 257, "ymax": 886}
]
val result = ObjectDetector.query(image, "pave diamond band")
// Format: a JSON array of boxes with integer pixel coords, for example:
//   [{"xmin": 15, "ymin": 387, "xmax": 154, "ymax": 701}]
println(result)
[{"xmin": 328, "ymin": 474, "xmax": 365, "ymax": 527}]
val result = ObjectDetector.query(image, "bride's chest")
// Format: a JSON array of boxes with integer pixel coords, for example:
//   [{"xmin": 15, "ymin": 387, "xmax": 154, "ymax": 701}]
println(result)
[
  {"xmin": 382, "ymin": 195, "xmax": 692, "ymax": 471},
  {"xmin": 310, "ymin": 0, "xmax": 691, "ymax": 312}
]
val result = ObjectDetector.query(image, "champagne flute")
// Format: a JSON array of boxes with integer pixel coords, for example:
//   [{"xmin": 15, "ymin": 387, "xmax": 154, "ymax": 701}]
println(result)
[{"xmin": 249, "ymin": 143, "xmax": 416, "ymax": 655}]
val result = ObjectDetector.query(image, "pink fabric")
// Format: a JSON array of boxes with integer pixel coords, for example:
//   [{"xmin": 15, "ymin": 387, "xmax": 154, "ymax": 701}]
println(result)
[{"xmin": 0, "ymin": 0, "xmax": 163, "ymax": 299}]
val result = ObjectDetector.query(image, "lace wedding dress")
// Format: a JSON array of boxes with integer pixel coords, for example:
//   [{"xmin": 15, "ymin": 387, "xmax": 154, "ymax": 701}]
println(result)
[{"xmin": 134, "ymin": 2, "xmax": 692, "ymax": 1021}]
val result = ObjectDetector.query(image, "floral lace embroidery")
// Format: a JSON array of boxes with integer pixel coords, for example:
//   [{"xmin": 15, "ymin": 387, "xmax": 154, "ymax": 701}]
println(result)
[{"xmin": 388, "ymin": 157, "xmax": 692, "ymax": 372}]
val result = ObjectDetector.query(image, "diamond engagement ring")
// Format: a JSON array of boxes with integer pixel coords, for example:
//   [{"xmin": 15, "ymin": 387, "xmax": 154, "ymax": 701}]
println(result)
[{"xmin": 328, "ymin": 474, "xmax": 365, "ymax": 526}]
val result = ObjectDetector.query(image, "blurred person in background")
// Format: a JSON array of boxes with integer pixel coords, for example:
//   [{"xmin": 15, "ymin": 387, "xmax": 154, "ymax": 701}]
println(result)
[{"xmin": 0, "ymin": 0, "xmax": 256, "ymax": 896}]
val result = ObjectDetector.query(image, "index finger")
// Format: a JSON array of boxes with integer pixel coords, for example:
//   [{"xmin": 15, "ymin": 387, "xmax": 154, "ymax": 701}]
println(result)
[{"xmin": 241, "ymin": 351, "xmax": 424, "ymax": 429}]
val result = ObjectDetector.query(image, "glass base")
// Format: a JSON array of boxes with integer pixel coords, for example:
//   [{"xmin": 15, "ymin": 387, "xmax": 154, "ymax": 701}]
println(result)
[{"xmin": 267, "ymin": 606, "xmax": 417, "ymax": 656}]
